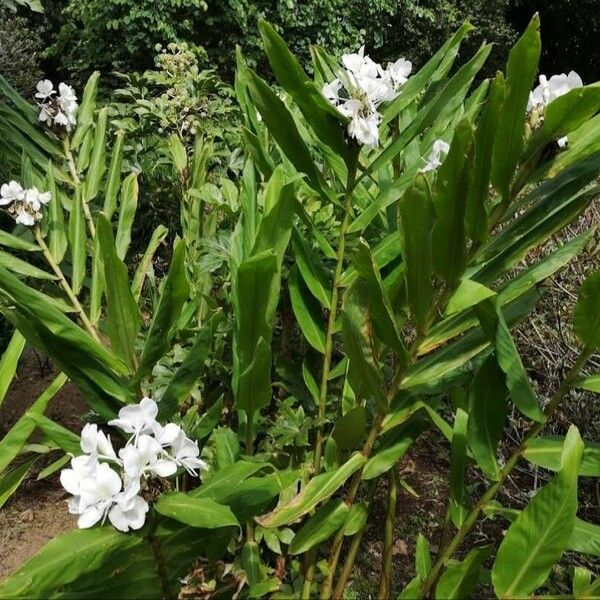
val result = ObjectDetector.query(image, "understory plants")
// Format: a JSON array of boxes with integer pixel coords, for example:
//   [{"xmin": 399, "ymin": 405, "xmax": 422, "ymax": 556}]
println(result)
[{"xmin": 0, "ymin": 14, "xmax": 599, "ymax": 600}]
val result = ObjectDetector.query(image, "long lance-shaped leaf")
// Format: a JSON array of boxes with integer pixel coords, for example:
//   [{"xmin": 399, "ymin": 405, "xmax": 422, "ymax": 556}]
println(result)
[
  {"xmin": 432, "ymin": 118, "xmax": 474, "ymax": 284},
  {"xmin": 0, "ymin": 229, "xmax": 39, "ymax": 252},
  {"xmin": 239, "ymin": 50, "xmax": 330, "ymax": 199},
  {"xmin": 115, "ymin": 172, "xmax": 139, "ymax": 261},
  {"xmin": 103, "ymin": 132, "xmax": 124, "ymax": 220},
  {"xmin": 83, "ymin": 107, "xmax": 108, "ymax": 202},
  {"xmin": 25, "ymin": 413, "xmax": 80, "ymax": 455},
  {"xmin": 0, "ymin": 373, "xmax": 66, "ymax": 473},
  {"xmin": 492, "ymin": 425, "xmax": 584, "ymax": 598},
  {"xmin": 0, "ymin": 456, "xmax": 38, "ymax": 509},
  {"xmin": 491, "ymin": 14, "xmax": 541, "ymax": 201},
  {"xmin": 46, "ymin": 165, "xmax": 67, "ymax": 264},
  {"xmin": 288, "ymin": 499, "xmax": 350, "ymax": 555},
  {"xmin": 0, "ymin": 249, "xmax": 55, "ymax": 280},
  {"xmin": 131, "ymin": 224, "xmax": 168, "ymax": 302},
  {"xmin": 155, "ymin": 492, "xmax": 240, "ymax": 530},
  {"xmin": 353, "ymin": 239, "xmax": 408, "ymax": 361},
  {"xmin": 71, "ymin": 71, "xmax": 100, "ymax": 149},
  {"xmin": 0, "ymin": 330, "xmax": 25, "ymax": 410},
  {"xmin": 258, "ymin": 20, "xmax": 350, "ymax": 163},
  {"xmin": 342, "ymin": 281, "xmax": 387, "ymax": 412},
  {"xmin": 449, "ymin": 407, "xmax": 469, "ymax": 526},
  {"xmin": 256, "ymin": 452, "xmax": 366, "ymax": 528},
  {"xmin": 399, "ymin": 173, "xmax": 435, "ymax": 332},
  {"xmin": 467, "ymin": 355, "xmax": 509, "ymax": 480},
  {"xmin": 288, "ymin": 265, "xmax": 326, "ymax": 353},
  {"xmin": 522, "ymin": 436, "xmax": 600, "ymax": 477},
  {"xmin": 435, "ymin": 546, "xmax": 491, "ymax": 600},
  {"xmin": 68, "ymin": 188, "xmax": 86, "ymax": 295},
  {"xmin": 136, "ymin": 239, "xmax": 189, "ymax": 383},
  {"xmin": 0, "ymin": 74, "xmax": 38, "ymax": 122},
  {"xmin": 383, "ymin": 22, "xmax": 475, "ymax": 125},
  {"xmin": 466, "ymin": 72, "xmax": 505, "ymax": 242},
  {"xmin": 292, "ymin": 227, "xmax": 332, "ymax": 309},
  {"xmin": 476, "ymin": 298, "xmax": 545, "ymax": 422},
  {"xmin": 97, "ymin": 215, "xmax": 140, "ymax": 373}
]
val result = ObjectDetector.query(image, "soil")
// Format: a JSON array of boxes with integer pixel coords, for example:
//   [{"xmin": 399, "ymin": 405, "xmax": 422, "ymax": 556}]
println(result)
[{"xmin": 0, "ymin": 350, "xmax": 86, "ymax": 580}]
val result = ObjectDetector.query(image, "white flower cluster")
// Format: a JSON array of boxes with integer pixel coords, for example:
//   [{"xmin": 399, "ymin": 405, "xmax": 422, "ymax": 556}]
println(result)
[
  {"xmin": 35, "ymin": 79, "xmax": 78, "ymax": 132},
  {"xmin": 527, "ymin": 71, "xmax": 583, "ymax": 149},
  {"xmin": 60, "ymin": 397, "xmax": 207, "ymax": 532},
  {"xmin": 0, "ymin": 180, "xmax": 51, "ymax": 226},
  {"xmin": 322, "ymin": 47, "xmax": 412, "ymax": 147}
]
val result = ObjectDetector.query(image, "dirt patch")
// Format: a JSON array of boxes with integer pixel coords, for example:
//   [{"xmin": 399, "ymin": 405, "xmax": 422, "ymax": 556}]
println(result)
[{"xmin": 0, "ymin": 350, "xmax": 87, "ymax": 580}]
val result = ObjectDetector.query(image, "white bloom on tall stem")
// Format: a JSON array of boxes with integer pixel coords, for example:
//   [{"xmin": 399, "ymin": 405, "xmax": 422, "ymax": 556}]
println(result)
[
  {"xmin": 119, "ymin": 434, "xmax": 177, "ymax": 479},
  {"xmin": 170, "ymin": 430, "xmax": 207, "ymax": 477},
  {"xmin": 421, "ymin": 139, "xmax": 450, "ymax": 173},
  {"xmin": 107, "ymin": 479, "xmax": 149, "ymax": 532},
  {"xmin": 24, "ymin": 187, "xmax": 51, "ymax": 212},
  {"xmin": 80, "ymin": 423, "xmax": 118, "ymax": 461},
  {"xmin": 35, "ymin": 79, "xmax": 79, "ymax": 131},
  {"xmin": 35, "ymin": 79, "xmax": 55, "ymax": 100}
]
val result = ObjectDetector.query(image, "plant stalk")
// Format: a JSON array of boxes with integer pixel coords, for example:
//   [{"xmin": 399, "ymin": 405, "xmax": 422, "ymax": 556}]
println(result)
[
  {"xmin": 377, "ymin": 466, "xmax": 398, "ymax": 599},
  {"xmin": 34, "ymin": 227, "xmax": 100, "ymax": 342},
  {"xmin": 419, "ymin": 347, "xmax": 593, "ymax": 597}
]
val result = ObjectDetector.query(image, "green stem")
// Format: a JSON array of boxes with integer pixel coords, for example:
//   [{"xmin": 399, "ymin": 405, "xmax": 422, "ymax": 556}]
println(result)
[
  {"xmin": 377, "ymin": 467, "xmax": 398, "ymax": 599},
  {"xmin": 245, "ymin": 413, "xmax": 255, "ymax": 543},
  {"xmin": 419, "ymin": 347, "xmax": 593, "ymax": 597},
  {"xmin": 301, "ymin": 151, "xmax": 359, "ymax": 599},
  {"xmin": 34, "ymin": 227, "xmax": 100, "ymax": 342},
  {"xmin": 147, "ymin": 516, "xmax": 175, "ymax": 600}
]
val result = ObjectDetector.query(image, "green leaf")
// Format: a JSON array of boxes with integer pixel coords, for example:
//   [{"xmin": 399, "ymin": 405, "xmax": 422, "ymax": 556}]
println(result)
[
  {"xmin": 573, "ymin": 567, "xmax": 593, "ymax": 598},
  {"xmin": 288, "ymin": 265, "xmax": 326, "ymax": 353},
  {"xmin": 288, "ymin": 499, "xmax": 349, "ymax": 555},
  {"xmin": 491, "ymin": 14, "xmax": 541, "ymax": 200},
  {"xmin": 432, "ymin": 118, "xmax": 474, "ymax": 284},
  {"xmin": 435, "ymin": 546, "xmax": 490, "ymax": 599},
  {"xmin": 0, "ymin": 229, "xmax": 39, "ymax": 252},
  {"xmin": 573, "ymin": 270, "xmax": 600, "ymax": 349},
  {"xmin": 159, "ymin": 327, "xmax": 212, "ymax": 420},
  {"xmin": 399, "ymin": 173, "xmax": 435, "ymax": 331},
  {"xmin": 0, "ymin": 456, "xmax": 38, "ymax": 509},
  {"xmin": 103, "ymin": 132, "xmax": 124, "ymax": 220},
  {"xmin": 576, "ymin": 373, "xmax": 600, "ymax": 392},
  {"xmin": 25, "ymin": 413, "xmax": 80, "ymax": 455},
  {"xmin": 476, "ymin": 299, "xmax": 545, "ymax": 422},
  {"xmin": 256, "ymin": 452, "xmax": 366, "ymax": 528},
  {"xmin": 342, "ymin": 282, "xmax": 387, "ymax": 412},
  {"xmin": 0, "ymin": 249, "xmax": 55, "ymax": 280},
  {"xmin": 449, "ymin": 407, "xmax": 469, "ymax": 526},
  {"xmin": 83, "ymin": 107, "xmax": 107, "ymax": 202},
  {"xmin": 467, "ymin": 71, "xmax": 504, "ymax": 238},
  {"xmin": 416, "ymin": 533, "xmax": 431, "ymax": 580},
  {"xmin": 445, "ymin": 279, "xmax": 496, "ymax": 316},
  {"xmin": 115, "ymin": 172, "xmax": 139, "ymax": 261},
  {"xmin": 155, "ymin": 492, "xmax": 239, "ymax": 530},
  {"xmin": 131, "ymin": 225, "xmax": 168, "ymax": 302},
  {"xmin": 492, "ymin": 425, "xmax": 584, "ymax": 598},
  {"xmin": 136, "ymin": 240, "xmax": 189, "ymax": 382},
  {"xmin": 363, "ymin": 415, "xmax": 428, "ymax": 480},
  {"xmin": 72, "ymin": 71, "xmax": 100, "ymax": 149},
  {"xmin": 168, "ymin": 134, "xmax": 187, "ymax": 174},
  {"xmin": 90, "ymin": 229, "xmax": 104, "ymax": 324},
  {"xmin": 240, "ymin": 52, "xmax": 328, "ymax": 198},
  {"xmin": 332, "ymin": 405, "xmax": 366, "ymax": 451},
  {"xmin": 0, "ymin": 330, "xmax": 25, "ymax": 409},
  {"xmin": 0, "ymin": 374, "xmax": 66, "ymax": 473},
  {"xmin": 97, "ymin": 214, "xmax": 140, "ymax": 372},
  {"xmin": 522, "ymin": 436, "xmax": 600, "ymax": 477},
  {"xmin": 46, "ymin": 166, "xmax": 67, "ymax": 264},
  {"xmin": 292, "ymin": 228, "xmax": 331, "ymax": 309},
  {"xmin": 467, "ymin": 356, "xmax": 509, "ymax": 480},
  {"xmin": 353, "ymin": 239, "xmax": 407, "ymax": 359},
  {"xmin": 258, "ymin": 21, "xmax": 349, "ymax": 163},
  {"xmin": 68, "ymin": 188, "xmax": 86, "ymax": 295}
]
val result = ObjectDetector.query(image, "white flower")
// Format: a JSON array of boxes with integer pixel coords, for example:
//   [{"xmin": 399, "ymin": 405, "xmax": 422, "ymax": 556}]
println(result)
[
  {"xmin": 386, "ymin": 58, "xmax": 412, "ymax": 89},
  {"xmin": 170, "ymin": 430, "xmax": 207, "ymax": 477},
  {"xmin": 322, "ymin": 78, "xmax": 342, "ymax": 104},
  {"xmin": 80, "ymin": 423, "xmax": 117, "ymax": 461},
  {"xmin": 421, "ymin": 139, "xmax": 450, "ymax": 173},
  {"xmin": 557, "ymin": 135, "xmax": 569, "ymax": 148},
  {"xmin": 108, "ymin": 397, "xmax": 159, "ymax": 439},
  {"xmin": 24, "ymin": 187, "xmax": 51, "ymax": 212},
  {"xmin": 119, "ymin": 434, "xmax": 177, "ymax": 479},
  {"xmin": 108, "ymin": 479, "xmax": 149, "ymax": 532},
  {"xmin": 14, "ymin": 204, "xmax": 36, "ymax": 227},
  {"xmin": 348, "ymin": 114, "xmax": 381, "ymax": 148},
  {"xmin": 35, "ymin": 79, "xmax": 55, "ymax": 100},
  {"xmin": 152, "ymin": 422, "xmax": 182, "ymax": 447},
  {"xmin": 75, "ymin": 462, "xmax": 123, "ymax": 529},
  {"xmin": 0, "ymin": 181, "xmax": 24, "ymax": 206},
  {"xmin": 58, "ymin": 82, "xmax": 77, "ymax": 103},
  {"xmin": 342, "ymin": 46, "xmax": 380, "ymax": 80},
  {"xmin": 38, "ymin": 105, "xmax": 53, "ymax": 126},
  {"xmin": 527, "ymin": 71, "xmax": 583, "ymax": 112}
]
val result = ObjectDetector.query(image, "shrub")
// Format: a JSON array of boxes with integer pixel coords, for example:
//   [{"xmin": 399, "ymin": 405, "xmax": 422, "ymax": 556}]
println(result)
[{"xmin": 0, "ymin": 16, "xmax": 599, "ymax": 600}]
